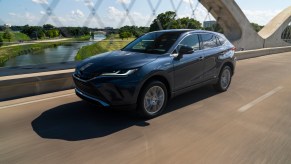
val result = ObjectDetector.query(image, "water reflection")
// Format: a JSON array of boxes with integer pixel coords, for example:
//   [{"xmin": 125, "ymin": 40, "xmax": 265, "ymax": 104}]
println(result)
[{"xmin": 3, "ymin": 34, "xmax": 105, "ymax": 67}]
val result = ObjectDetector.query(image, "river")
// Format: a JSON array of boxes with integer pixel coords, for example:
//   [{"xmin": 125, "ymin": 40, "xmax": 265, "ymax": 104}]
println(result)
[{"xmin": 3, "ymin": 34, "xmax": 106, "ymax": 67}]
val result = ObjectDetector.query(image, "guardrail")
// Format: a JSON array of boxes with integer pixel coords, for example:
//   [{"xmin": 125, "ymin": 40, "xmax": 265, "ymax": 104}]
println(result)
[{"xmin": 1, "ymin": 46, "xmax": 291, "ymax": 101}]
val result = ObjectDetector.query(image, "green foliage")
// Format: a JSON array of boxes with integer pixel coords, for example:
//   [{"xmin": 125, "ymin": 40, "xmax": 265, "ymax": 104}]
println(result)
[
  {"xmin": 149, "ymin": 11, "xmax": 176, "ymax": 31},
  {"xmin": 43, "ymin": 24, "xmax": 54, "ymax": 30},
  {"xmin": 118, "ymin": 26, "xmax": 149, "ymax": 39},
  {"xmin": 203, "ymin": 23, "xmax": 223, "ymax": 33},
  {"xmin": 76, "ymin": 38, "xmax": 134, "ymax": 60},
  {"xmin": 46, "ymin": 29, "xmax": 60, "ymax": 38},
  {"xmin": 120, "ymin": 31, "xmax": 132, "ymax": 40},
  {"xmin": 149, "ymin": 11, "xmax": 202, "ymax": 31},
  {"xmin": 0, "ymin": 35, "xmax": 3, "ymax": 47},
  {"xmin": 3, "ymin": 29, "xmax": 13, "ymax": 42},
  {"xmin": 20, "ymin": 25, "xmax": 90, "ymax": 39},
  {"xmin": 251, "ymin": 23, "xmax": 264, "ymax": 32},
  {"xmin": 172, "ymin": 17, "xmax": 202, "ymax": 29},
  {"xmin": 60, "ymin": 27, "xmax": 90, "ymax": 37},
  {"xmin": 21, "ymin": 25, "xmax": 46, "ymax": 39}
]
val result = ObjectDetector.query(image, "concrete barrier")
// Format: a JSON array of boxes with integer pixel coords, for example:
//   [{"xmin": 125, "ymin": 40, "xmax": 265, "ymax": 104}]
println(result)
[
  {"xmin": 0, "ymin": 46, "xmax": 291, "ymax": 101},
  {"xmin": 235, "ymin": 46, "xmax": 291, "ymax": 60},
  {"xmin": 0, "ymin": 69, "xmax": 75, "ymax": 101}
]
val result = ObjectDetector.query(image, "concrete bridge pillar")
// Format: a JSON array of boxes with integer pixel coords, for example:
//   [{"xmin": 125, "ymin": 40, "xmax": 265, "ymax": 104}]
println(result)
[
  {"xmin": 200, "ymin": 0, "xmax": 264, "ymax": 50},
  {"xmin": 259, "ymin": 6, "xmax": 291, "ymax": 48}
]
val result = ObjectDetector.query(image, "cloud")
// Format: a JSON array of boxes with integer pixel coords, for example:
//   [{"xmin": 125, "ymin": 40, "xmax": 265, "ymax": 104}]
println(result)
[
  {"xmin": 242, "ymin": 9, "xmax": 281, "ymax": 25},
  {"xmin": 117, "ymin": 0, "xmax": 131, "ymax": 5},
  {"xmin": 9, "ymin": 12, "xmax": 16, "ymax": 16},
  {"xmin": 106, "ymin": 6, "xmax": 150, "ymax": 27},
  {"xmin": 31, "ymin": 0, "xmax": 48, "ymax": 4},
  {"xmin": 71, "ymin": 9, "xmax": 85, "ymax": 18},
  {"xmin": 182, "ymin": 0, "xmax": 194, "ymax": 5},
  {"xmin": 40, "ymin": 11, "xmax": 46, "ymax": 15},
  {"xmin": 84, "ymin": 0, "xmax": 94, "ymax": 7}
]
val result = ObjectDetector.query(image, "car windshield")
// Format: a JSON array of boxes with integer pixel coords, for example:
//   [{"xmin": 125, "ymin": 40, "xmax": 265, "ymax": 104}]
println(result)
[{"xmin": 122, "ymin": 31, "xmax": 184, "ymax": 54}]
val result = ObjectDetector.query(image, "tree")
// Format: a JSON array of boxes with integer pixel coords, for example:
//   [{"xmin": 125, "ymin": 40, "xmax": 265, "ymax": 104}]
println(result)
[
  {"xmin": 3, "ymin": 29, "xmax": 13, "ymax": 42},
  {"xmin": 172, "ymin": 17, "xmax": 202, "ymax": 29},
  {"xmin": 43, "ymin": 24, "xmax": 54, "ymax": 30},
  {"xmin": 149, "ymin": 11, "xmax": 176, "ymax": 31},
  {"xmin": 120, "ymin": 31, "xmax": 131, "ymax": 40},
  {"xmin": 0, "ymin": 35, "xmax": 3, "ymax": 47},
  {"xmin": 47, "ymin": 30, "xmax": 54, "ymax": 38},
  {"xmin": 149, "ymin": 11, "xmax": 202, "ymax": 31},
  {"xmin": 204, "ymin": 23, "xmax": 223, "ymax": 33},
  {"xmin": 53, "ymin": 29, "xmax": 60, "ymax": 37},
  {"xmin": 251, "ymin": 23, "xmax": 264, "ymax": 32}
]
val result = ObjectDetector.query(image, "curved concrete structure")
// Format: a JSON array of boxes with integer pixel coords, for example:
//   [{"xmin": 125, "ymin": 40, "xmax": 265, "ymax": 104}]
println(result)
[
  {"xmin": 259, "ymin": 6, "xmax": 291, "ymax": 48},
  {"xmin": 200, "ymin": 0, "xmax": 264, "ymax": 50},
  {"xmin": 199, "ymin": 0, "xmax": 291, "ymax": 50}
]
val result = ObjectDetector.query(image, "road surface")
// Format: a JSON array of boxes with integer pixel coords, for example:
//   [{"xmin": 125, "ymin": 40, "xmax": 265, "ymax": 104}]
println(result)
[{"xmin": 1, "ymin": 52, "xmax": 291, "ymax": 164}]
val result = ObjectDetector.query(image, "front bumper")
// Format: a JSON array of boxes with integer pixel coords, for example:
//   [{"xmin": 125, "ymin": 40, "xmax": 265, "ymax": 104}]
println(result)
[
  {"xmin": 75, "ymin": 88, "xmax": 110, "ymax": 107},
  {"xmin": 73, "ymin": 73, "xmax": 141, "ymax": 107}
]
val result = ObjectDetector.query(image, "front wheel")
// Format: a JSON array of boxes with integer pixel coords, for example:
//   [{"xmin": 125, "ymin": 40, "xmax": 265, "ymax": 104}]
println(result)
[
  {"xmin": 137, "ymin": 81, "xmax": 168, "ymax": 118},
  {"xmin": 214, "ymin": 66, "xmax": 232, "ymax": 92}
]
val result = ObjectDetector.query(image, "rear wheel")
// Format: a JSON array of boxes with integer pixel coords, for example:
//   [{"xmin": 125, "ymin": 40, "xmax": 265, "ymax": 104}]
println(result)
[
  {"xmin": 138, "ymin": 81, "xmax": 168, "ymax": 118},
  {"xmin": 214, "ymin": 66, "xmax": 232, "ymax": 92}
]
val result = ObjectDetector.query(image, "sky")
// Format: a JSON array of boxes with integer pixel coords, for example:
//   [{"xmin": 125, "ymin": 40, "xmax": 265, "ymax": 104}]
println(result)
[{"xmin": 0, "ymin": 0, "xmax": 290, "ymax": 28}]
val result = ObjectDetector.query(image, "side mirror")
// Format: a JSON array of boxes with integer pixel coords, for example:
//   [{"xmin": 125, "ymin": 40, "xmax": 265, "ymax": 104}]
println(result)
[{"xmin": 178, "ymin": 45, "xmax": 194, "ymax": 57}]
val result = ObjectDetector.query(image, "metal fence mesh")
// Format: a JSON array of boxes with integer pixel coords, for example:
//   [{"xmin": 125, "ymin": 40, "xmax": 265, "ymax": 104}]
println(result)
[{"xmin": 0, "ymin": 0, "xmax": 218, "ymax": 68}]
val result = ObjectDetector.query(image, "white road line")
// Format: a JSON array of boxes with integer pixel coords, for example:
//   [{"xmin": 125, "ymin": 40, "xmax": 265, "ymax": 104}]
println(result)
[
  {"xmin": 0, "ymin": 93, "xmax": 75, "ymax": 110},
  {"xmin": 238, "ymin": 86, "xmax": 283, "ymax": 112}
]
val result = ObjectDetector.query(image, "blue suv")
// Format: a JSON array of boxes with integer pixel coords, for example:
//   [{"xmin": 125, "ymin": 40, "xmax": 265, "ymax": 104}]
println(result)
[{"xmin": 73, "ymin": 29, "xmax": 236, "ymax": 118}]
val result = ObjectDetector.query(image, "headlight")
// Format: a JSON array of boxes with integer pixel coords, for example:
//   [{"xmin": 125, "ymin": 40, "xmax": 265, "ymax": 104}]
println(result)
[{"xmin": 100, "ymin": 69, "xmax": 138, "ymax": 76}]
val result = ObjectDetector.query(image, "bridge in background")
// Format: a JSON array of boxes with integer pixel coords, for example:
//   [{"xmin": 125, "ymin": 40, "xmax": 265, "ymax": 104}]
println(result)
[
  {"xmin": 1, "ymin": 1, "xmax": 291, "ymax": 163},
  {"xmin": 200, "ymin": 0, "xmax": 291, "ymax": 50}
]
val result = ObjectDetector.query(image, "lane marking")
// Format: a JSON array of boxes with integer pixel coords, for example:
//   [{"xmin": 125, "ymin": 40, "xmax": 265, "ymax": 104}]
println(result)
[
  {"xmin": 0, "ymin": 93, "xmax": 75, "ymax": 110},
  {"xmin": 238, "ymin": 86, "xmax": 283, "ymax": 112}
]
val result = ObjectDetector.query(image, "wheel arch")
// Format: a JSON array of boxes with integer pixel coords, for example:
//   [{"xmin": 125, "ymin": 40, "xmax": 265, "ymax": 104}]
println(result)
[{"xmin": 138, "ymin": 74, "xmax": 172, "ymax": 102}]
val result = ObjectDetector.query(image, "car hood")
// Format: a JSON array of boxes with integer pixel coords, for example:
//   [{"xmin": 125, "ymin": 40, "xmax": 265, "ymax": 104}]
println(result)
[{"xmin": 76, "ymin": 50, "xmax": 158, "ymax": 73}]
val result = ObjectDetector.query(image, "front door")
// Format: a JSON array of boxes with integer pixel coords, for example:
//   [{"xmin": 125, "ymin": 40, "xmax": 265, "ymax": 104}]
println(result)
[{"xmin": 173, "ymin": 34, "xmax": 204, "ymax": 91}]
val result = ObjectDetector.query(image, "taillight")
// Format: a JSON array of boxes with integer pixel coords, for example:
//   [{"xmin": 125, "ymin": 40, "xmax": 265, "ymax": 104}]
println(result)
[{"xmin": 231, "ymin": 47, "xmax": 236, "ymax": 51}]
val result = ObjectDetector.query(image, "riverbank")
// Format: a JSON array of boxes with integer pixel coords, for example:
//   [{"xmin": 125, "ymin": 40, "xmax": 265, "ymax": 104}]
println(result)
[
  {"xmin": 0, "ymin": 36, "xmax": 91, "ymax": 66},
  {"xmin": 75, "ymin": 38, "xmax": 135, "ymax": 60},
  {"xmin": 0, "ymin": 42, "xmax": 64, "ymax": 66}
]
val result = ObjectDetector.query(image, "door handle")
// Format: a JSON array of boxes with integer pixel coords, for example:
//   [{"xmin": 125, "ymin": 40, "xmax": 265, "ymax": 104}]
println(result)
[{"xmin": 198, "ymin": 56, "xmax": 204, "ymax": 60}]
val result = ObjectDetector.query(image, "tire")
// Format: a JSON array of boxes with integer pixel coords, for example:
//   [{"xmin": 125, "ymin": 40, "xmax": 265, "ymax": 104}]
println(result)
[
  {"xmin": 214, "ymin": 66, "xmax": 232, "ymax": 92},
  {"xmin": 137, "ymin": 80, "xmax": 168, "ymax": 118}
]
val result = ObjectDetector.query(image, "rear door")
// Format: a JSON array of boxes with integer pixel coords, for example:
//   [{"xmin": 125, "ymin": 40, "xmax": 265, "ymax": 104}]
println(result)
[
  {"xmin": 173, "ymin": 34, "xmax": 205, "ymax": 91},
  {"xmin": 200, "ymin": 33, "xmax": 225, "ymax": 81}
]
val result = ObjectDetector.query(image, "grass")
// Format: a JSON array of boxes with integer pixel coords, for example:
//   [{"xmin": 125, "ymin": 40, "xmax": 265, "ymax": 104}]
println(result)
[
  {"xmin": 71, "ymin": 35, "xmax": 91, "ymax": 41},
  {"xmin": 0, "ymin": 32, "xmax": 31, "ymax": 42},
  {"xmin": 75, "ymin": 37, "xmax": 135, "ymax": 61}
]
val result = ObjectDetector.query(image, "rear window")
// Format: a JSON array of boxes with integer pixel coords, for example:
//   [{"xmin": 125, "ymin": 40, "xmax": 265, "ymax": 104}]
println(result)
[
  {"xmin": 201, "ymin": 34, "xmax": 218, "ymax": 49},
  {"xmin": 217, "ymin": 35, "xmax": 226, "ymax": 45}
]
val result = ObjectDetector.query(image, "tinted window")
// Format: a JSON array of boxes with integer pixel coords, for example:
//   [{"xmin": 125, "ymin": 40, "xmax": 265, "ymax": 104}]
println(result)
[
  {"xmin": 179, "ymin": 34, "xmax": 200, "ymax": 51},
  {"xmin": 217, "ymin": 35, "xmax": 226, "ymax": 45},
  {"xmin": 201, "ymin": 34, "xmax": 219, "ymax": 49},
  {"xmin": 215, "ymin": 36, "xmax": 222, "ymax": 46},
  {"xmin": 122, "ymin": 32, "xmax": 183, "ymax": 54}
]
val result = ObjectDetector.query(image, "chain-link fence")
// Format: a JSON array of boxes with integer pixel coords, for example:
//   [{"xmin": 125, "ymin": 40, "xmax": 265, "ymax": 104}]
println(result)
[{"xmin": 0, "ymin": 0, "xmax": 219, "ymax": 68}]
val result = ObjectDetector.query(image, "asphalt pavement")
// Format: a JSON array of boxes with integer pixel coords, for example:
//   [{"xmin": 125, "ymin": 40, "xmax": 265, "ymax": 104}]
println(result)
[{"xmin": 1, "ymin": 52, "xmax": 291, "ymax": 164}]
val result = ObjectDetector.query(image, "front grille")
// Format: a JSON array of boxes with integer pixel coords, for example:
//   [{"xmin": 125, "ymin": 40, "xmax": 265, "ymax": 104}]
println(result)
[
  {"xmin": 75, "ymin": 71, "xmax": 100, "ymax": 81},
  {"xmin": 73, "ymin": 78, "xmax": 105, "ymax": 100}
]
